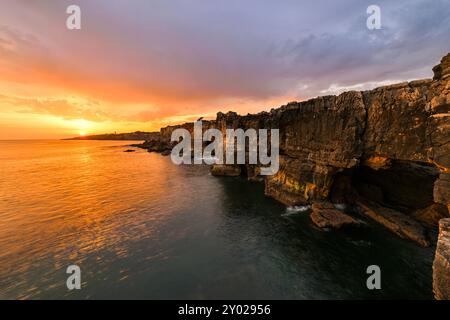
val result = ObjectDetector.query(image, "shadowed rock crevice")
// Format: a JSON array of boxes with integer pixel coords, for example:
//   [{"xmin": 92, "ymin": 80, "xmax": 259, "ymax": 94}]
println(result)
[
  {"xmin": 353, "ymin": 161, "xmax": 440, "ymax": 213},
  {"xmin": 328, "ymin": 161, "xmax": 442, "ymax": 247}
]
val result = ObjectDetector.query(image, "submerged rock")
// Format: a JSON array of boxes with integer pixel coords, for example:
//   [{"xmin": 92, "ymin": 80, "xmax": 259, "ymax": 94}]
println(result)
[
  {"xmin": 161, "ymin": 150, "xmax": 172, "ymax": 156},
  {"xmin": 139, "ymin": 139, "xmax": 173, "ymax": 153},
  {"xmin": 433, "ymin": 218, "xmax": 450, "ymax": 300},
  {"xmin": 310, "ymin": 202, "xmax": 360, "ymax": 229}
]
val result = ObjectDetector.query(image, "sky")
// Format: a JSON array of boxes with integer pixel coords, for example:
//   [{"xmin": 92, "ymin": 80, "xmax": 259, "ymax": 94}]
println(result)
[{"xmin": 0, "ymin": 0, "xmax": 449, "ymax": 139}]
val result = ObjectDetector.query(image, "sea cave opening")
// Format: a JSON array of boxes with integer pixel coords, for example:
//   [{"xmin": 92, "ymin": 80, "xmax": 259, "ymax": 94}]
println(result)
[{"xmin": 330, "ymin": 160, "xmax": 441, "ymax": 215}]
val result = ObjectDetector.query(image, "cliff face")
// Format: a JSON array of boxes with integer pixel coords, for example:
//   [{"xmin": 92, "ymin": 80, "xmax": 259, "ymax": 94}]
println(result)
[
  {"xmin": 211, "ymin": 54, "xmax": 449, "ymax": 215},
  {"xmin": 141, "ymin": 120, "xmax": 217, "ymax": 154},
  {"xmin": 146, "ymin": 53, "xmax": 449, "ymax": 227},
  {"xmin": 141, "ymin": 53, "xmax": 450, "ymax": 297},
  {"xmin": 434, "ymin": 218, "xmax": 450, "ymax": 300}
]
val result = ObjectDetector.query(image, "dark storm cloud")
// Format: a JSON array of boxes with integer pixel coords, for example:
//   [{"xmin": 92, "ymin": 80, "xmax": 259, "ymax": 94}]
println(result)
[{"xmin": 0, "ymin": 0, "xmax": 448, "ymax": 107}]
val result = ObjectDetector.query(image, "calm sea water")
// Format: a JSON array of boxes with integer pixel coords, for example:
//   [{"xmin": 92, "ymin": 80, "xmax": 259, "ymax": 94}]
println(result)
[{"xmin": 0, "ymin": 140, "xmax": 434, "ymax": 299}]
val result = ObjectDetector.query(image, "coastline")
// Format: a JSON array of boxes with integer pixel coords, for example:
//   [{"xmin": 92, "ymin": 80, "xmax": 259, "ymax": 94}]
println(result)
[
  {"xmin": 60, "ymin": 53, "xmax": 450, "ymax": 299},
  {"xmin": 63, "ymin": 131, "xmax": 159, "ymax": 141},
  {"xmin": 132, "ymin": 53, "xmax": 450, "ymax": 299}
]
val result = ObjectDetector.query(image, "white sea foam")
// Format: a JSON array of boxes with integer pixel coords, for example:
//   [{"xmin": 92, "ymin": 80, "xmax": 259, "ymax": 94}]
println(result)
[
  {"xmin": 333, "ymin": 203, "xmax": 347, "ymax": 210},
  {"xmin": 282, "ymin": 205, "xmax": 311, "ymax": 216}
]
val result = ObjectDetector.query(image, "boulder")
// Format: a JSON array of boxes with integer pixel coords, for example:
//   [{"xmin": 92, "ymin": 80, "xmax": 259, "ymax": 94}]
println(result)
[{"xmin": 310, "ymin": 202, "xmax": 360, "ymax": 229}]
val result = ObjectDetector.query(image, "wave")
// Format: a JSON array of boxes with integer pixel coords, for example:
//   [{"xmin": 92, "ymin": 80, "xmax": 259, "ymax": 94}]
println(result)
[{"xmin": 282, "ymin": 205, "xmax": 311, "ymax": 216}]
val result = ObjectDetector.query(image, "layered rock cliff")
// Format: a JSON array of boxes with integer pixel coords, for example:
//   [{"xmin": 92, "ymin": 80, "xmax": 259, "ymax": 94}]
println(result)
[
  {"xmin": 138, "ymin": 53, "xmax": 450, "ymax": 298},
  {"xmin": 213, "ymin": 55, "xmax": 449, "ymax": 213},
  {"xmin": 433, "ymin": 218, "xmax": 450, "ymax": 300},
  {"xmin": 142, "ymin": 53, "xmax": 449, "ymax": 230}
]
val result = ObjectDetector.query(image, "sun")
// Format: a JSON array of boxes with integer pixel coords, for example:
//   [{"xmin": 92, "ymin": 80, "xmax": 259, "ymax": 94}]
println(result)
[{"xmin": 73, "ymin": 119, "xmax": 92, "ymax": 137}]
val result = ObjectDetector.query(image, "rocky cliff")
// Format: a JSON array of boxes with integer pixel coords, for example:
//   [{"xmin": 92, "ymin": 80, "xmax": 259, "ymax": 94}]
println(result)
[
  {"xmin": 433, "ymin": 218, "xmax": 450, "ymax": 300},
  {"xmin": 138, "ymin": 53, "xmax": 450, "ymax": 298},
  {"xmin": 142, "ymin": 53, "xmax": 449, "ymax": 231}
]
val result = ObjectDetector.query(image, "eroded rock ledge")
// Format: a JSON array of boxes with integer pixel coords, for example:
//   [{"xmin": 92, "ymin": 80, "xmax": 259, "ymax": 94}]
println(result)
[{"xmin": 138, "ymin": 53, "xmax": 450, "ymax": 298}]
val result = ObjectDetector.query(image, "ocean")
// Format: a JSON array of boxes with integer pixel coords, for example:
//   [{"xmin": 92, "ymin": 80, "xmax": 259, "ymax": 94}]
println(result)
[{"xmin": 0, "ymin": 140, "xmax": 434, "ymax": 299}]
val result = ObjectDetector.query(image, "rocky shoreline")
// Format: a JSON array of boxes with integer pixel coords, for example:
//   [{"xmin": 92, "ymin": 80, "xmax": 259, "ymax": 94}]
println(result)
[
  {"xmin": 65, "ymin": 131, "xmax": 159, "ymax": 141},
  {"xmin": 136, "ymin": 53, "xmax": 450, "ymax": 299}
]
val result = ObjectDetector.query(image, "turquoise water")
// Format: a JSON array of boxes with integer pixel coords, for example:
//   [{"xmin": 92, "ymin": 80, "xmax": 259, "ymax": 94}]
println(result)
[{"xmin": 0, "ymin": 140, "xmax": 434, "ymax": 299}]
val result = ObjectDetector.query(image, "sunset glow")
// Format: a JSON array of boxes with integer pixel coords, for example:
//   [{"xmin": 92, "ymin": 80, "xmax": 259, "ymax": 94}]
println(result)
[
  {"xmin": 0, "ymin": 0, "xmax": 448, "ymax": 139},
  {"xmin": 0, "ymin": 0, "xmax": 449, "ymax": 302}
]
